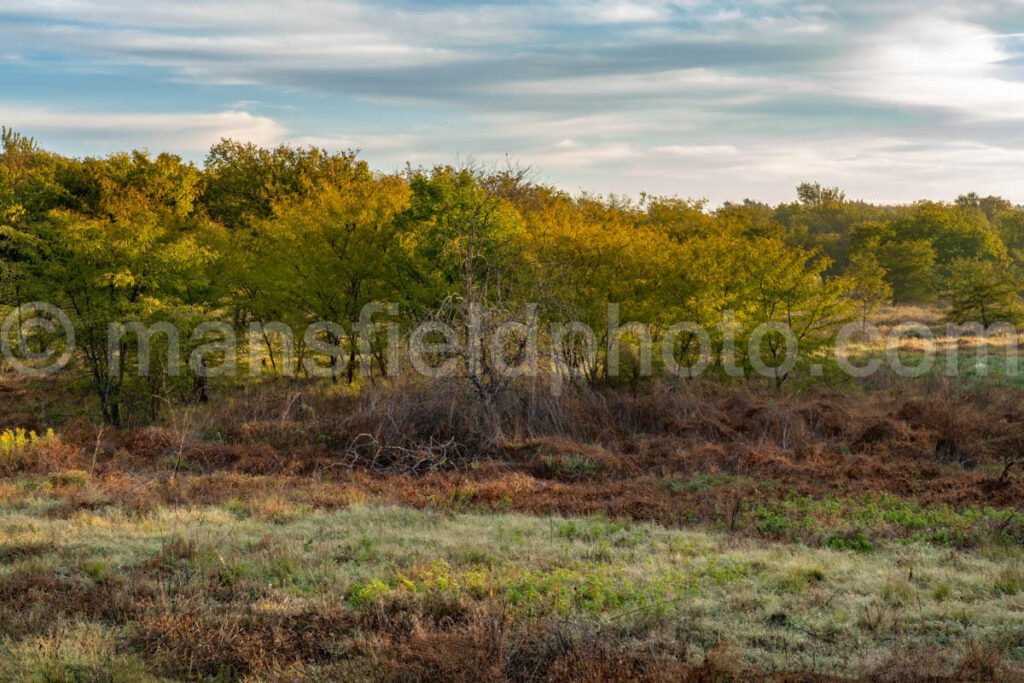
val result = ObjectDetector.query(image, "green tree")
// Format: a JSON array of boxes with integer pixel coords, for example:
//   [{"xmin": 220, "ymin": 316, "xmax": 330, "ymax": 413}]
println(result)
[
  {"xmin": 775, "ymin": 183, "xmax": 886, "ymax": 275},
  {"xmin": 29, "ymin": 152, "xmax": 216, "ymax": 424},
  {"xmin": 202, "ymin": 140, "xmax": 361, "ymax": 230},
  {"xmin": 847, "ymin": 251, "xmax": 892, "ymax": 324},
  {"xmin": 738, "ymin": 240, "xmax": 853, "ymax": 384},
  {"xmin": 796, "ymin": 182, "xmax": 846, "ymax": 207},
  {"xmin": 894, "ymin": 201, "xmax": 1005, "ymax": 266},
  {"xmin": 995, "ymin": 208, "xmax": 1024, "ymax": 267},
  {"xmin": 260, "ymin": 165, "xmax": 410, "ymax": 381},
  {"xmin": 877, "ymin": 239, "xmax": 937, "ymax": 303},
  {"xmin": 956, "ymin": 193, "xmax": 1013, "ymax": 224},
  {"xmin": 400, "ymin": 166, "xmax": 530, "ymax": 395},
  {"xmin": 947, "ymin": 258, "xmax": 1023, "ymax": 326}
]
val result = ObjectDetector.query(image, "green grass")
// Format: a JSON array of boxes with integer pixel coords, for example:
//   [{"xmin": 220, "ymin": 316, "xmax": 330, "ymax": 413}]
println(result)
[
  {"xmin": 660, "ymin": 472, "xmax": 739, "ymax": 492},
  {"xmin": 751, "ymin": 492, "xmax": 1014, "ymax": 548},
  {"xmin": 1, "ymin": 500, "xmax": 1023, "ymax": 678},
  {"xmin": 841, "ymin": 347, "xmax": 1024, "ymax": 388}
]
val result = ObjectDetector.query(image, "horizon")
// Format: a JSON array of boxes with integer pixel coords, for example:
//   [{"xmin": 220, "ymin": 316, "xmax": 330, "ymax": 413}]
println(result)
[
  {"xmin": 4, "ymin": 131, "xmax": 1022, "ymax": 211},
  {"xmin": 2, "ymin": 1, "xmax": 1023, "ymax": 206}
]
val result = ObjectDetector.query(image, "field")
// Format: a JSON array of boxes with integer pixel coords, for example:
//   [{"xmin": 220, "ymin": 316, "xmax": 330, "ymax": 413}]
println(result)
[
  {"xmin": 4, "ymin": 322, "xmax": 1024, "ymax": 682},
  {"xmin": 4, "ymin": 4, "xmax": 1024, "ymax": 680}
]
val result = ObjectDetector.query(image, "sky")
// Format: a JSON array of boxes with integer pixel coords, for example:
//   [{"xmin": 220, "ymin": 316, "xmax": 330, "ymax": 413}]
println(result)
[{"xmin": 1, "ymin": 0, "xmax": 1023, "ymax": 206}]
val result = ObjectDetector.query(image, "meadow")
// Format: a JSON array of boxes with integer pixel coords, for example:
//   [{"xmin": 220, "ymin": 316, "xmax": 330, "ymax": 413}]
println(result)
[{"xmin": 3, "ymin": 329, "xmax": 1024, "ymax": 681}]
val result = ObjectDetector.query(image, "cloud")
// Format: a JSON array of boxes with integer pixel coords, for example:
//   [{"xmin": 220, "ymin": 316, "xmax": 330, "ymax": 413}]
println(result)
[
  {"xmin": 0, "ymin": 0, "xmax": 1022, "ymax": 204},
  {"xmin": 837, "ymin": 17, "xmax": 1024, "ymax": 121},
  {"xmin": 0, "ymin": 0, "xmax": 839, "ymax": 89},
  {"xmin": 491, "ymin": 68, "xmax": 808, "ymax": 98},
  {"xmin": 532, "ymin": 134, "xmax": 1024, "ymax": 205},
  {"xmin": 0, "ymin": 105, "xmax": 285, "ymax": 153},
  {"xmin": 566, "ymin": 1, "xmax": 672, "ymax": 24}
]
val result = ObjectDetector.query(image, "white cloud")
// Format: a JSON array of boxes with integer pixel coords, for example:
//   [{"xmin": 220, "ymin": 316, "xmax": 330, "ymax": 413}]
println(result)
[
  {"xmin": 561, "ymin": 135, "xmax": 1024, "ymax": 205},
  {"xmin": 527, "ymin": 141, "xmax": 638, "ymax": 168},
  {"xmin": 1, "ymin": 0, "xmax": 536, "ymax": 70},
  {"xmin": 0, "ymin": 106, "xmax": 286, "ymax": 152},
  {"xmin": 287, "ymin": 131, "xmax": 426, "ymax": 154},
  {"xmin": 492, "ymin": 67, "xmax": 808, "ymax": 97},
  {"xmin": 476, "ymin": 111, "xmax": 682, "ymax": 140},
  {"xmin": 570, "ymin": 1, "xmax": 671, "ymax": 24},
  {"xmin": 837, "ymin": 18, "xmax": 1024, "ymax": 120},
  {"xmin": 653, "ymin": 144, "xmax": 738, "ymax": 156}
]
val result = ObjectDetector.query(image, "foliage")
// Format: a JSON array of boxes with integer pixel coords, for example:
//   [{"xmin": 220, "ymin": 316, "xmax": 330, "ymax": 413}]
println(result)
[
  {"xmin": 2, "ymin": 130, "xmax": 1023, "ymax": 421},
  {"xmin": 0, "ymin": 427, "xmax": 55, "ymax": 455},
  {"xmin": 947, "ymin": 257, "xmax": 1024, "ymax": 326},
  {"xmin": 877, "ymin": 238, "xmax": 938, "ymax": 303},
  {"xmin": 847, "ymin": 251, "xmax": 893, "ymax": 323}
]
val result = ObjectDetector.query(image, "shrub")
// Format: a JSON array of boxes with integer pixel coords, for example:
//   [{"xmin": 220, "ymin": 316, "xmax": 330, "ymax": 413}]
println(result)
[
  {"xmin": 48, "ymin": 469, "xmax": 89, "ymax": 488},
  {"xmin": 0, "ymin": 427, "xmax": 54, "ymax": 456},
  {"xmin": 0, "ymin": 428, "xmax": 59, "ymax": 472}
]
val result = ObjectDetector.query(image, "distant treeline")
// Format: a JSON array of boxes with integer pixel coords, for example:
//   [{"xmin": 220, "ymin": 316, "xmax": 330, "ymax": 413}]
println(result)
[{"xmin": 1, "ymin": 127, "xmax": 1022, "ymax": 422}]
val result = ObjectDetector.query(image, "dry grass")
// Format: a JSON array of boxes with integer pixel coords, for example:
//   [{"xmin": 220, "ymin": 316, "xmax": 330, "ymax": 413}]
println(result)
[
  {"xmin": 4, "ymin": 357, "xmax": 1024, "ymax": 679},
  {"xmin": 1, "ymin": 501, "xmax": 1023, "ymax": 680}
]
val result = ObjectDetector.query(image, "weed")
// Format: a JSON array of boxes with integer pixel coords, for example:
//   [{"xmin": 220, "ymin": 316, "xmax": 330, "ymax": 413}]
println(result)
[
  {"xmin": 541, "ymin": 454, "xmax": 600, "ymax": 479},
  {"xmin": 824, "ymin": 533, "xmax": 875, "ymax": 552},
  {"xmin": 0, "ymin": 428, "xmax": 55, "ymax": 456},
  {"xmin": 0, "ymin": 428, "xmax": 58, "ymax": 470},
  {"xmin": 347, "ymin": 578, "xmax": 390, "ymax": 608},
  {"xmin": 661, "ymin": 472, "xmax": 733, "ymax": 492},
  {"xmin": 48, "ymin": 469, "xmax": 89, "ymax": 488},
  {"xmin": 994, "ymin": 565, "xmax": 1024, "ymax": 595},
  {"xmin": 775, "ymin": 565, "xmax": 826, "ymax": 594},
  {"xmin": 161, "ymin": 534, "xmax": 196, "ymax": 562},
  {"xmin": 80, "ymin": 558, "xmax": 110, "ymax": 583},
  {"xmin": 246, "ymin": 494, "xmax": 303, "ymax": 524},
  {"xmin": 880, "ymin": 578, "xmax": 915, "ymax": 607}
]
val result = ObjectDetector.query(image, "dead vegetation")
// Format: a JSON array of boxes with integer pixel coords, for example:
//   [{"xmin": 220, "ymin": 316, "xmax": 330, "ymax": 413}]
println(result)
[
  {"xmin": 8, "ymin": 375, "xmax": 1024, "ymax": 515},
  {"xmin": 5, "ymin": 374, "xmax": 1024, "ymax": 679}
]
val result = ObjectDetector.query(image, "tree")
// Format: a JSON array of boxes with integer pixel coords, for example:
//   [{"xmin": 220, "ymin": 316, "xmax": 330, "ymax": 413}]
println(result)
[
  {"xmin": 258, "ymin": 165, "xmax": 410, "ymax": 382},
  {"xmin": 947, "ymin": 258, "xmax": 1023, "ymax": 326},
  {"xmin": 847, "ymin": 252, "xmax": 892, "ymax": 324},
  {"xmin": 401, "ymin": 165, "xmax": 530, "ymax": 396},
  {"xmin": 995, "ymin": 208, "xmax": 1024, "ymax": 268},
  {"xmin": 716, "ymin": 200, "xmax": 783, "ymax": 239},
  {"xmin": 956, "ymin": 193, "xmax": 1012, "ymax": 224},
  {"xmin": 638, "ymin": 195, "xmax": 715, "ymax": 240},
  {"xmin": 796, "ymin": 182, "xmax": 846, "ymax": 208},
  {"xmin": 0, "ymin": 127, "xmax": 67, "ymax": 226},
  {"xmin": 894, "ymin": 201, "xmax": 1005, "ymax": 267},
  {"xmin": 776, "ymin": 184, "xmax": 885, "ymax": 275},
  {"xmin": 6, "ymin": 130, "xmax": 1024, "ymax": 419},
  {"xmin": 202, "ymin": 140, "xmax": 361, "ymax": 230},
  {"xmin": 29, "ymin": 152, "xmax": 216, "ymax": 424},
  {"xmin": 877, "ymin": 239, "xmax": 937, "ymax": 303},
  {"xmin": 523, "ymin": 190, "xmax": 676, "ymax": 384},
  {"xmin": 737, "ymin": 240, "xmax": 853, "ymax": 385}
]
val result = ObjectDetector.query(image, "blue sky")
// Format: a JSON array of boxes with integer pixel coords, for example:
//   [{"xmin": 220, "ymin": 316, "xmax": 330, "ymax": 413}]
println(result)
[{"xmin": 1, "ymin": 0, "xmax": 1023, "ymax": 205}]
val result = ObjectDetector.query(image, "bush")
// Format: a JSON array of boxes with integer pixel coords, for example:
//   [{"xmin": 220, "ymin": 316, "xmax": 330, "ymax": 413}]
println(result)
[{"xmin": 0, "ymin": 427, "xmax": 58, "ymax": 471}]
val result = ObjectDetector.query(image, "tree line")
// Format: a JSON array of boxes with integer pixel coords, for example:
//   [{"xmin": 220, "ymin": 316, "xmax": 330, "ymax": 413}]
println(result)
[{"xmin": 2, "ymin": 128, "xmax": 1022, "ymax": 423}]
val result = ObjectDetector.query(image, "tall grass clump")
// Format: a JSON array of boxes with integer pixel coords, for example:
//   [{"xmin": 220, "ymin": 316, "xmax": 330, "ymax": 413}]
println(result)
[{"xmin": 0, "ymin": 427, "xmax": 62, "ymax": 472}]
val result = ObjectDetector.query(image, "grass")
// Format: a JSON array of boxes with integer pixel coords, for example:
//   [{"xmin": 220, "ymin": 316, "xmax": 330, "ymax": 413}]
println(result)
[
  {"xmin": 660, "ymin": 472, "xmax": 740, "ymax": 492},
  {"xmin": 750, "ymin": 492, "xmax": 1015, "ymax": 547},
  {"xmin": 1, "ymin": 499, "xmax": 1023, "ymax": 679},
  {"xmin": 5, "ymin": 360, "xmax": 1024, "ymax": 679}
]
